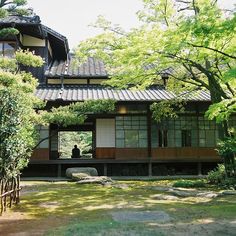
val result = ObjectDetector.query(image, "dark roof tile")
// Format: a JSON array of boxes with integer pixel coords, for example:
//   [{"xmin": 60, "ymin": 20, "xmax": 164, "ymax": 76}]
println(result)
[
  {"xmin": 0, "ymin": 15, "xmax": 41, "ymax": 24},
  {"xmin": 45, "ymin": 57, "xmax": 108, "ymax": 78},
  {"xmin": 35, "ymin": 85, "xmax": 211, "ymax": 102}
]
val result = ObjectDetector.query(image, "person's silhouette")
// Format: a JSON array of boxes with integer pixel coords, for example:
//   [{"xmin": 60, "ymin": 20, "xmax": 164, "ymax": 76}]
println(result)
[{"xmin": 71, "ymin": 145, "xmax": 80, "ymax": 158}]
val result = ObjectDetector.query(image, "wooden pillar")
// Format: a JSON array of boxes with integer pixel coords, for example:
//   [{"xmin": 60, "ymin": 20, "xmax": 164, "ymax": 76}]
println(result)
[
  {"xmin": 148, "ymin": 162, "xmax": 152, "ymax": 176},
  {"xmin": 57, "ymin": 164, "xmax": 62, "ymax": 178},
  {"xmin": 147, "ymin": 104, "xmax": 152, "ymax": 158},
  {"xmin": 92, "ymin": 123, "xmax": 96, "ymax": 159},
  {"xmin": 197, "ymin": 162, "xmax": 202, "ymax": 176},
  {"xmin": 104, "ymin": 163, "xmax": 108, "ymax": 176}
]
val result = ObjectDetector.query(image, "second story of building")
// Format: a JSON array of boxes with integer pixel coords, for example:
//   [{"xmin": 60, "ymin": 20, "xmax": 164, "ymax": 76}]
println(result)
[
  {"xmin": 0, "ymin": 14, "xmax": 172, "ymax": 88},
  {"xmin": 0, "ymin": 14, "xmax": 70, "ymax": 84}
]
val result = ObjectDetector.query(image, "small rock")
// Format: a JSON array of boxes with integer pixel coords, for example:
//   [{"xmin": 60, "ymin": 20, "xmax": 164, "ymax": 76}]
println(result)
[
  {"xmin": 111, "ymin": 210, "xmax": 171, "ymax": 223},
  {"xmin": 153, "ymin": 194, "xmax": 179, "ymax": 200},
  {"xmin": 168, "ymin": 189, "xmax": 194, "ymax": 197},
  {"xmin": 66, "ymin": 167, "xmax": 98, "ymax": 178},
  {"xmin": 112, "ymin": 183, "xmax": 129, "ymax": 189},
  {"xmin": 71, "ymin": 173, "xmax": 89, "ymax": 181},
  {"xmin": 222, "ymin": 190, "xmax": 236, "ymax": 195},
  {"xmin": 151, "ymin": 186, "xmax": 172, "ymax": 192},
  {"xmin": 77, "ymin": 176, "xmax": 113, "ymax": 185},
  {"xmin": 196, "ymin": 192, "xmax": 219, "ymax": 198}
]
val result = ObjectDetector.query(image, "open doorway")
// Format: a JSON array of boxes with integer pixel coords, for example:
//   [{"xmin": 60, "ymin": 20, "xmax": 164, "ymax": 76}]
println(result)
[{"xmin": 58, "ymin": 131, "xmax": 93, "ymax": 159}]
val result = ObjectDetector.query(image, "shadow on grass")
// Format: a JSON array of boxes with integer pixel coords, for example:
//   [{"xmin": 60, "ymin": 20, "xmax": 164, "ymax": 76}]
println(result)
[{"xmin": 0, "ymin": 181, "xmax": 236, "ymax": 235}]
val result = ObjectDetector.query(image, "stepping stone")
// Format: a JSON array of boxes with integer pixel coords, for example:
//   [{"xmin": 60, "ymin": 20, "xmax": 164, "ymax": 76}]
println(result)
[
  {"xmin": 111, "ymin": 210, "xmax": 170, "ymax": 223},
  {"xmin": 66, "ymin": 167, "xmax": 98, "ymax": 178},
  {"xmin": 153, "ymin": 194, "xmax": 179, "ymax": 200}
]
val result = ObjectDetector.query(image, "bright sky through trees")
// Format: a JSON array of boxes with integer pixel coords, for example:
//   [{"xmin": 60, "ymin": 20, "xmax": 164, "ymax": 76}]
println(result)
[{"xmin": 27, "ymin": 0, "xmax": 235, "ymax": 49}]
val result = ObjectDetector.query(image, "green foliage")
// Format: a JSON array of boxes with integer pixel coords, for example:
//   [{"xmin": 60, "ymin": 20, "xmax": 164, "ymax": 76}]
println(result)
[
  {"xmin": 150, "ymin": 100, "xmax": 184, "ymax": 122},
  {"xmin": 217, "ymin": 138, "xmax": 236, "ymax": 158},
  {"xmin": 77, "ymin": 0, "xmax": 235, "ymax": 128},
  {"xmin": 0, "ymin": 57, "xmax": 17, "ymax": 71},
  {"xmin": 0, "ymin": 7, "xmax": 8, "ymax": 17},
  {"xmin": 0, "ymin": 27, "xmax": 19, "ymax": 37},
  {"xmin": 15, "ymin": 50, "xmax": 44, "ymax": 67},
  {"xmin": 59, "ymin": 131, "xmax": 92, "ymax": 157},
  {"xmin": 43, "ymin": 99, "xmax": 115, "ymax": 127},
  {"xmin": 216, "ymin": 137, "xmax": 236, "ymax": 178},
  {"xmin": 0, "ymin": 88, "xmax": 38, "ymax": 179},
  {"xmin": 207, "ymin": 164, "xmax": 226, "ymax": 184},
  {"xmin": 0, "ymin": 0, "xmax": 29, "ymax": 16},
  {"xmin": 0, "ymin": 0, "xmax": 44, "ymax": 182},
  {"xmin": 207, "ymin": 164, "xmax": 236, "ymax": 189},
  {"xmin": 206, "ymin": 98, "xmax": 236, "ymax": 123},
  {"xmin": 172, "ymin": 180, "xmax": 206, "ymax": 188}
]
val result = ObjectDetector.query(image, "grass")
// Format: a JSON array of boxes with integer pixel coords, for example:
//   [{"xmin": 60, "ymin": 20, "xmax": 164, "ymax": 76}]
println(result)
[
  {"xmin": 1, "ymin": 180, "xmax": 236, "ymax": 235},
  {"xmin": 172, "ymin": 179, "xmax": 206, "ymax": 188}
]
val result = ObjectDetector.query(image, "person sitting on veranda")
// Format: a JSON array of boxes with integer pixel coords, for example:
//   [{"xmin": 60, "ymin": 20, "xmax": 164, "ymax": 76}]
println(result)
[{"xmin": 71, "ymin": 145, "xmax": 81, "ymax": 158}]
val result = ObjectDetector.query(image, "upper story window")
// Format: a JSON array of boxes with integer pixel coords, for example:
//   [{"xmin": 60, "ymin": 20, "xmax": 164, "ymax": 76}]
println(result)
[{"xmin": 0, "ymin": 41, "xmax": 16, "ymax": 58}]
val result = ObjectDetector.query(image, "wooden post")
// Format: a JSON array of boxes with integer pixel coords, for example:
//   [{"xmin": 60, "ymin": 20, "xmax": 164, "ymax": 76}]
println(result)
[
  {"xmin": 148, "ymin": 162, "xmax": 152, "ymax": 176},
  {"xmin": 57, "ymin": 164, "xmax": 62, "ymax": 178},
  {"xmin": 197, "ymin": 162, "xmax": 202, "ymax": 176},
  {"xmin": 147, "ymin": 105, "xmax": 152, "ymax": 158},
  {"xmin": 104, "ymin": 164, "xmax": 108, "ymax": 176}
]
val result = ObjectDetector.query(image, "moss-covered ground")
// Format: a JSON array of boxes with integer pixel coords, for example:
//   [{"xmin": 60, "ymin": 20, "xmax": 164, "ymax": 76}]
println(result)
[{"xmin": 0, "ymin": 180, "xmax": 236, "ymax": 235}]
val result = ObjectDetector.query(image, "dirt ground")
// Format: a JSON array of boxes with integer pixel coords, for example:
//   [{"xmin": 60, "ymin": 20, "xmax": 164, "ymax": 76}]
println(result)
[{"xmin": 0, "ymin": 181, "xmax": 235, "ymax": 236}]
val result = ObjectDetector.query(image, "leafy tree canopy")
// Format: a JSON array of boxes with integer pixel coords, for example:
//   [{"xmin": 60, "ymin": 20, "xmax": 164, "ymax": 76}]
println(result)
[{"xmin": 76, "ymin": 0, "xmax": 236, "ymax": 123}]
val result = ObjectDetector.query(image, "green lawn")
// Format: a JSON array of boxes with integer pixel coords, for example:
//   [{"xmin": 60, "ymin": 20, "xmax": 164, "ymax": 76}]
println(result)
[{"xmin": 0, "ymin": 180, "xmax": 236, "ymax": 236}]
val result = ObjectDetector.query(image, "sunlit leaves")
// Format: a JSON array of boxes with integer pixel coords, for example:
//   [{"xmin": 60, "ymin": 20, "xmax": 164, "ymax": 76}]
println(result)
[
  {"xmin": 15, "ymin": 50, "xmax": 44, "ymax": 67},
  {"xmin": 76, "ymin": 0, "xmax": 235, "ymax": 126},
  {"xmin": 0, "ymin": 27, "xmax": 19, "ymax": 37},
  {"xmin": 206, "ymin": 98, "xmax": 236, "ymax": 123},
  {"xmin": 43, "ymin": 99, "xmax": 115, "ymax": 127},
  {"xmin": 151, "ymin": 99, "xmax": 184, "ymax": 122}
]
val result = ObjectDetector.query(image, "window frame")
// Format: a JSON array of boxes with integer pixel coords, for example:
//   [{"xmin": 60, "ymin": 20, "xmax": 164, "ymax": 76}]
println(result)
[{"xmin": 0, "ymin": 41, "xmax": 17, "ymax": 57}]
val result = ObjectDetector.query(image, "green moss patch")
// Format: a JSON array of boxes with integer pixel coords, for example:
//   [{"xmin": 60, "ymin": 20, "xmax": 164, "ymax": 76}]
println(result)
[{"xmin": 1, "ymin": 180, "xmax": 235, "ymax": 235}]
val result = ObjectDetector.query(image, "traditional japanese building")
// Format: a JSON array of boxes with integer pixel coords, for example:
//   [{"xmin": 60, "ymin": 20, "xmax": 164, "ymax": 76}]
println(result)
[{"xmin": 1, "ymin": 15, "xmax": 230, "ymax": 177}]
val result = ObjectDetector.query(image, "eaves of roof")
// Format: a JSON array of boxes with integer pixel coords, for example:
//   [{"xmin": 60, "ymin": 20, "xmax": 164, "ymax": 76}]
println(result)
[{"xmin": 35, "ymin": 85, "xmax": 211, "ymax": 102}]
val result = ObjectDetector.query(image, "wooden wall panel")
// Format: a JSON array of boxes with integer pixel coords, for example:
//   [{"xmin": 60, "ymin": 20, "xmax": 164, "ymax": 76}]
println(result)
[
  {"xmin": 96, "ymin": 148, "xmax": 115, "ymax": 159},
  {"xmin": 151, "ymin": 147, "xmax": 220, "ymax": 162},
  {"xmin": 115, "ymin": 148, "xmax": 148, "ymax": 160},
  {"xmin": 31, "ymin": 149, "xmax": 50, "ymax": 160}
]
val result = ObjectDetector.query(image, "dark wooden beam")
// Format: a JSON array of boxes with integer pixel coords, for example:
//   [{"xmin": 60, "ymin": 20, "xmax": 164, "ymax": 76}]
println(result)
[{"xmin": 147, "ymin": 104, "xmax": 152, "ymax": 159}]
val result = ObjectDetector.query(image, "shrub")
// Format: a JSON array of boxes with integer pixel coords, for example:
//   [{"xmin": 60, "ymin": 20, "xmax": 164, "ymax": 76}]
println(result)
[
  {"xmin": 207, "ymin": 164, "xmax": 236, "ymax": 189},
  {"xmin": 216, "ymin": 138, "xmax": 236, "ymax": 178},
  {"xmin": 172, "ymin": 180, "xmax": 206, "ymax": 188},
  {"xmin": 207, "ymin": 164, "xmax": 226, "ymax": 185}
]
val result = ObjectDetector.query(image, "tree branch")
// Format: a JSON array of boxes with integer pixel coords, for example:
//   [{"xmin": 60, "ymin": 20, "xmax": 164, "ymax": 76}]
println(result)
[
  {"xmin": 168, "ymin": 72, "xmax": 202, "ymax": 87},
  {"xmin": 226, "ymin": 82, "xmax": 235, "ymax": 96},
  {"xmin": 188, "ymin": 43, "xmax": 236, "ymax": 59},
  {"xmin": 33, "ymin": 129, "xmax": 58, "ymax": 150},
  {"xmin": 182, "ymin": 63, "xmax": 210, "ymax": 89},
  {"xmin": 163, "ymin": 0, "xmax": 169, "ymax": 27}
]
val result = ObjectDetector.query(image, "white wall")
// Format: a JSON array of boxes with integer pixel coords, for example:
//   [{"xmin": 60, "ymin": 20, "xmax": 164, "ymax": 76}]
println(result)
[
  {"xmin": 96, "ymin": 119, "xmax": 115, "ymax": 147},
  {"xmin": 22, "ymin": 35, "xmax": 45, "ymax": 47},
  {"xmin": 37, "ymin": 126, "xmax": 49, "ymax": 149}
]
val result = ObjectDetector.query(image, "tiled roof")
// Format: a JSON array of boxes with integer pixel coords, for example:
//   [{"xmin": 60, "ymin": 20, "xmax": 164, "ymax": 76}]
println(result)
[
  {"xmin": 45, "ymin": 57, "xmax": 108, "ymax": 77},
  {"xmin": 42, "ymin": 25, "xmax": 67, "ymax": 42},
  {"xmin": 0, "ymin": 15, "xmax": 41, "ymax": 24},
  {"xmin": 35, "ymin": 85, "xmax": 211, "ymax": 102},
  {"xmin": 0, "ymin": 15, "xmax": 69, "ymax": 52}
]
